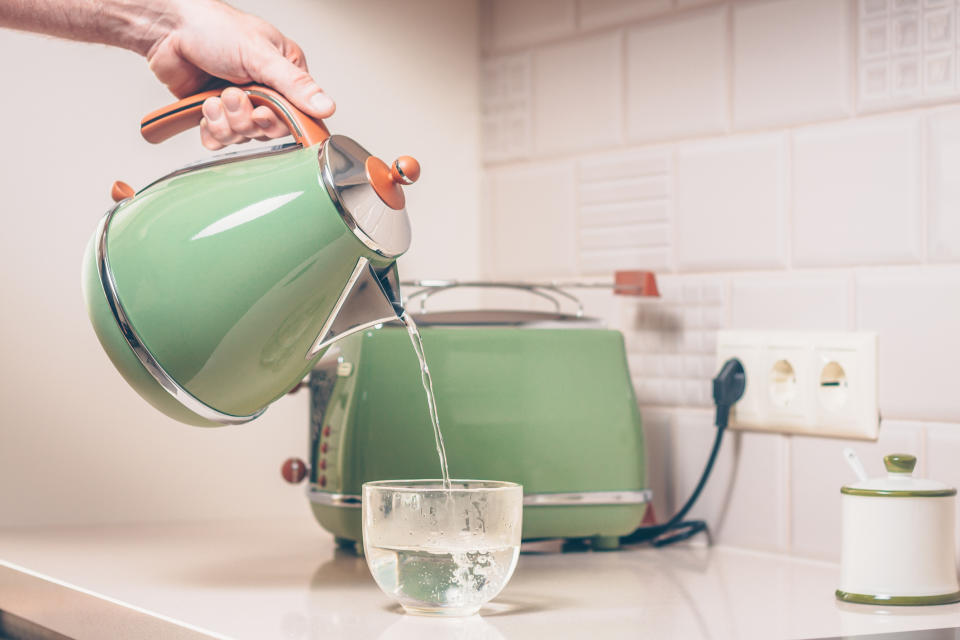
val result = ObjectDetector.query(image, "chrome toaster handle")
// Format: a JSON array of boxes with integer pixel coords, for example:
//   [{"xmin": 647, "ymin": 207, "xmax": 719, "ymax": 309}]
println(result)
[
  {"xmin": 400, "ymin": 270, "xmax": 659, "ymax": 316},
  {"xmin": 401, "ymin": 281, "xmax": 584, "ymax": 316}
]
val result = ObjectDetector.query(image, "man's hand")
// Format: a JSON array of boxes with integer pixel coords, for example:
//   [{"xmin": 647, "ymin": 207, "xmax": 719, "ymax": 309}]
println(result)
[
  {"xmin": 147, "ymin": 0, "xmax": 335, "ymax": 149},
  {"xmin": 0, "ymin": 0, "xmax": 333, "ymax": 149}
]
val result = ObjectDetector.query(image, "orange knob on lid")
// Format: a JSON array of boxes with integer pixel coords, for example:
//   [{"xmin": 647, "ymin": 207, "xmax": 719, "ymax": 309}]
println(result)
[
  {"xmin": 111, "ymin": 180, "xmax": 134, "ymax": 202},
  {"xmin": 366, "ymin": 155, "xmax": 420, "ymax": 210}
]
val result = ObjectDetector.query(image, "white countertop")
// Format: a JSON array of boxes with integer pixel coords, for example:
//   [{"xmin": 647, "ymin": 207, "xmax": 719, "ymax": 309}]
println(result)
[{"xmin": 2, "ymin": 516, "xmax": 960, "ymax": 640}]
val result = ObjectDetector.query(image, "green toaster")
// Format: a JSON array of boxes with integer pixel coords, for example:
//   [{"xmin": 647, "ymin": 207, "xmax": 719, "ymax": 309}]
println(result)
[{"xmin": 295, "ymin": 308, "xmax": 650, "ymax": 552}]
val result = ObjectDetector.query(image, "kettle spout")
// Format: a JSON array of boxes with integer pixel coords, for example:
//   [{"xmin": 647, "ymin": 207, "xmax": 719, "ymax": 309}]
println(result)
[{"xmin": 305, "ymin": 257, "xmax": 404, "ymax": 360}]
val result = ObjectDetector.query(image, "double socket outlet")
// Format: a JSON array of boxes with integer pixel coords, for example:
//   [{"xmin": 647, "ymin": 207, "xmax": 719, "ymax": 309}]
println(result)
[{"xmin": 716, "ymin": 331, "xmax": 879, "ymax": 440}]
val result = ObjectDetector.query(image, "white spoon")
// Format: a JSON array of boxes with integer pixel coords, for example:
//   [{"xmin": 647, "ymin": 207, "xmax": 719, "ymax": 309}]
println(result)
[{"xmin": 843, "ymin": 447, "xmax": 868, "ymax": 483}]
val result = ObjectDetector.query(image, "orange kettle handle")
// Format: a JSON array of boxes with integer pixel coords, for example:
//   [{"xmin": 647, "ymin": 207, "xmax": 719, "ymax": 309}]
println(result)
[{"xmin": 140, "ymin": 84, "xmax": 330, "ymax": 147}]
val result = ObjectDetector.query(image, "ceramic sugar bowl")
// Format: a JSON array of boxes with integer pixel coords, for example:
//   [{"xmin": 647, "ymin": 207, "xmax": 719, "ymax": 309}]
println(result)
[{"xmin": 838, "ymin": 454, "xmax": 960, "ymax": 606}]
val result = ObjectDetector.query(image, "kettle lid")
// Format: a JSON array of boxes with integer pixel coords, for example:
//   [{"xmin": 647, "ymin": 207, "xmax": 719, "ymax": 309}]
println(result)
[
  {"xmin": 841, "ymin": 454, "xmax": 956, "ymax": 497},
  {"xmin": 320, "ymin": 135, "xmax": 416, "ymax": 258}
]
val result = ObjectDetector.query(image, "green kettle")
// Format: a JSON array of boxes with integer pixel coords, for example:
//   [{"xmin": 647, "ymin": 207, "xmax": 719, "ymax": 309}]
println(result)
[{"xmin": 81, "ymin": 85, "xmax": 419, "ymax": 427}]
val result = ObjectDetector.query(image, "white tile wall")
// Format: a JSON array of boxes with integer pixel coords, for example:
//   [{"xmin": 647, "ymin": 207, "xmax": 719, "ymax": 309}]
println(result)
[
  {"xmin": 481, "ymin": 54, "xmax": 531, "ymax": 162},
  {"xmin": 532, "ymin": 32, "xmax": 623, "ymax": 154},
  {"xmin": 927, "ymin": 107, "xmax": 960, "ymax": 260},
  {"xmin": 626, "ymin": 275, "xmax": 727, "ymax": 408},
  {"xmin": 857, "ymin": 268, "xmax": 960, "ymax": 422},
  {"xmin": 485, "ymin": 162, "xmax": 578, "ymax": 278},
  {"xmin": 641, "ymin": 408, "xmax": 675, "ymax": 519},
  {"xmin": 675, "ymin": 133, "xmax": 788, "ymax": 271},
  {"xmin": 478, "ymin": 0, "xmax": 960, "ymax": 560},
  {"xmin": 578, "ymin": 0, "xmax": 673, "ymax": 31},
  {"xmin": 626, "ymin": 7, "xmax": 729, "ymax": 142},
  {"xmin": 670, "ymin": 410, "xmax": 789, "ymax": 551},
  {"xmin": 793, "ymin": 116, "xmax": 922, "ymax": 267},
  {"xmin": 733, "ymin": 0, "xmax": 852, "ymax": 129},
  {"xmin": 858, "ymin": 0, "xmax": 960, "ymax": 110},
  {"xmin": 482, "ymin": 0, "xmax": 576, "ymax": 52},
  {"xmin": 577, "ymin": 147, "xmax": 674, "ymax": 273},
  {"xmin": 730, "ymin": 273, "xmax": 851, "ymax": 331}
]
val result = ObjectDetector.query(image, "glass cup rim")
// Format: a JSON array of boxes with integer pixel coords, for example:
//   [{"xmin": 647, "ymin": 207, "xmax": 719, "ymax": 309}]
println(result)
[{"xmin": 362, "ymin": 479, "xmax": 521, "ymax": 493}]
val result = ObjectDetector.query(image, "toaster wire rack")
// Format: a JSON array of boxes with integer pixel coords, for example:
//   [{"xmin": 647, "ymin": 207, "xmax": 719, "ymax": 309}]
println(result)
[{"xmin": 400, "ymin": 270, "xmax": 659, "ymax": 316}]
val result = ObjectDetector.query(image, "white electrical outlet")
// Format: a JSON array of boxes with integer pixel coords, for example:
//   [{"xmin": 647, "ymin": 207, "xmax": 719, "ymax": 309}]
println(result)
[{"xmin": 717, "ymin": 331, "xmax": 879, "ymax": 440}]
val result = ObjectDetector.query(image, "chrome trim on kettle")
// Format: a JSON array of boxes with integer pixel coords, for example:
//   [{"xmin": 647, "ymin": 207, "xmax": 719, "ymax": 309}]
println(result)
[
  {"xmin": 319, "ymin": 135, "xmax": 412, "ymax": 258},
  {"xmin": 307, "ymin": 488, "xmax": 651, "ymax": 509},
  {"xmin": 95, "ymin": 200, "xmax": 265, "ymax": 425},
  {"xmin": 305, "ymin": 256, "xmax": 403, "ymax": 360}
]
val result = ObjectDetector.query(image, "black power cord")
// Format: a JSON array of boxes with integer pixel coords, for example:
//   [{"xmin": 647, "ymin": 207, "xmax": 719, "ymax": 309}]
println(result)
[{"xmin": 621, "ymin": 358, "xmax": 746, "ymax": 548}]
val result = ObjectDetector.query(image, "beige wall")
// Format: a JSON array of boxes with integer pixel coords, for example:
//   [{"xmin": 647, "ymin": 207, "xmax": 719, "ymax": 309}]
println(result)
[{"xmin": 0, "ymin": 0, "xmax": 480, "ymax": 526}]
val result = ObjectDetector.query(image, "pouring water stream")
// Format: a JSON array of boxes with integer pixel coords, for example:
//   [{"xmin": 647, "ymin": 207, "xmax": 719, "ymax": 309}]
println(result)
[{"xmin": 400, "ymin": 311, "xmax": 452, "ymax": 490}]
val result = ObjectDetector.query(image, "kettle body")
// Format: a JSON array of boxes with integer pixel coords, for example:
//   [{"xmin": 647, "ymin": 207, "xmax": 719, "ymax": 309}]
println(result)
[{"xmin": 82, "ymin": 86, "xmax": 417, "ymax": 426}]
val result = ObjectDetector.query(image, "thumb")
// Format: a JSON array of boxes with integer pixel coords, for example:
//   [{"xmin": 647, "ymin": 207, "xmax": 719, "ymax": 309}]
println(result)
[{"xmin": 255, "ymin": 49, "xmax": 335, "ymax": 119}]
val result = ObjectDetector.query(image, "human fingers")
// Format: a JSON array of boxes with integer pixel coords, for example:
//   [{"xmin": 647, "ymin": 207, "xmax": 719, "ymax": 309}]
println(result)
[
  {"xmin": 250, "ymin": 105, "xmax": 289, "ymax": 139},
  {"xmin": 220, "ymin": 87, "xmax": 264, "ymax": 138},
  {"xmin": 201, "ymin": 97, "xmax": 249, "ymax": 147},
  {"xmin": 199, "ymin": 118, "xmax": 224, "ymax": 150},
  {"xmin": 252, "ymin": 46, "xmax": 335, "ymax": 120}
]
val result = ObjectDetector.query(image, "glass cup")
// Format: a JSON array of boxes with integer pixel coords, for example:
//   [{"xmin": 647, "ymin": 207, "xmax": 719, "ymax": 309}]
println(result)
[{"xmin": 362, "ymin": 480, "xmax": 523, "ymax": 617}]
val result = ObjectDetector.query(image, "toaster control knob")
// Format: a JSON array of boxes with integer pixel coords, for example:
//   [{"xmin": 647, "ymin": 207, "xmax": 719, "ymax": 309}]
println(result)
[{"xmin": 281, "ymin": 458, "xmax": 309, "ymax": 484}]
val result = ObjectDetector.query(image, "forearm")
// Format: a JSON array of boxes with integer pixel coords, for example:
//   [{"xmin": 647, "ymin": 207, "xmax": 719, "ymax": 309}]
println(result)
[{"xmin": 0, "ymin": 0, "xmax": 180, "ymax": 55}]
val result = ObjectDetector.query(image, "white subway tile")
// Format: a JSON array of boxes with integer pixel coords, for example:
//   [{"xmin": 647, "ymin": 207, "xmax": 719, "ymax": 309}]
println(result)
[
  {"xmin": 860, "ymin": 60, "xmax": 892, "ymax": 102},
  {"xmin": 702, "ymin": 307, "xmax": 724, "ymax": 330},
  {"xmin": 532, "ymin": 32, "xmax": 623, "ymax": 155},
  {"xmin": 862, "ymin": 0, "xmax": 890, "ymax": 20},
  {"xmin": 675, "ymin": 133, "xmax": 788, "ymax": 271},
  {"xmin": 923, "ymin": 6, "xmax": 955, "ymax": 51},
  {"xmin": 580, "ymin": 247, "xmax": 672, "ymax": 273},
  {"xmin": 892, "ymin": 55, "xmax": 923, "ymax": 99},
  {"xmin": 790, "ymin": 421, "xmax": 923, "ymax": 560},
  {"xmin": 924, "ymin": 50, "xmax": 956, "ymax": 94},
  {"xmin": 578, "ymin": 0, "xmax": 672, "ymax": 31},
  {"xmin": 730, "ymin": 274, "xmax": 851, "ymax": 331},
  {"xmin": 579, "ymin": 148, "xmax": 672, "ymax": 182},
  {"xmin": 893, "ymin": 10, "xmax": 922, "ymax": 54},
  {"xmin": 671, "ymin": 411, "xmax": 788, "ymax": 551},
  {"xmin": 857, "ymin": 268, "xmax": 960, "ymax": 421},
  {"xmin": 733, "ymin": 0, "xmax": 852, "ymax": 129},
  {"xmin": 641, "ymin": 408, "xmax": 675, "ymax": 519},
  {"xmin": 577, "ymin": 147, "xmax": 674, "ymax": 274},
  {"xmin": 926, "ymin": 107, "xmax": 960, "ymax": 260},
  {"xmin": 579, "ymin": 177, "xmax": 671, "ymax": 206},
  {"xmin": 485, "ymin": 162, "xmax": 577, "ymax": 278},
  {"xmin": 483, "ymin": 0, "xmax": 576, "ymax": 52},
  {"xmin": 861, "ymin": 18, "xmax": 890, "ymax": 60},
  {"xmin": 481, "ymin": 55, "xmax": 532, "ymax": 162},
  {"xmin": 626, "ymin": 7, "xmax": 729, "ymax": 143},
  {"xmin": 793, "ymin": 116, "xmax": 922, "ymax": 267},
  {"xmin": 858, "ymin": 0, "xmax": 960, "ymax": 109}
]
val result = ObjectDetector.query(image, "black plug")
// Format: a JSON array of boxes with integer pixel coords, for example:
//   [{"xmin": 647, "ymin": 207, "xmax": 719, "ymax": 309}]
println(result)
[
  {"xmin": 621, "ymin": 357, "xmax": 747, "ymax": 549},
  {"xmin": 713, "ymin": 358, "xmax": 746, "ymax": 429}
]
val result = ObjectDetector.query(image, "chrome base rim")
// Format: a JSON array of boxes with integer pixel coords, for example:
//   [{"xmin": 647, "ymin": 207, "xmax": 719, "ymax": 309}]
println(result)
[{"xmin": 307, "ymin": 487, "xmax": 652, "ymax": 509}]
